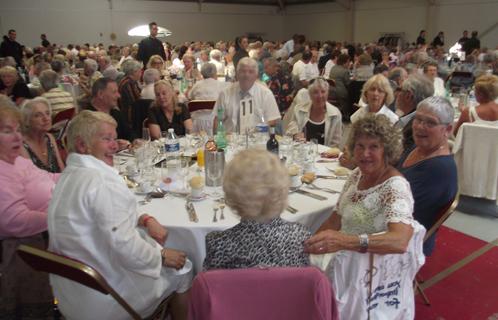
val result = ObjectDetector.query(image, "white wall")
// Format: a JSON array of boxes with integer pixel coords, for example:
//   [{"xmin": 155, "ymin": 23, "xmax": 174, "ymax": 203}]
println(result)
[
  {"xmin": 0, "ymin": 0, "xmax": 284, "ymax": 47},
  {"xmin": 0, "ymin": 0, "xmax": 496, "ymax": 49}
]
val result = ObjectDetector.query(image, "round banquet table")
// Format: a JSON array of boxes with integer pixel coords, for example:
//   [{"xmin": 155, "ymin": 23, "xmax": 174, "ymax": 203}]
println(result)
[{"xmin": 117, "ymin": 145, "xmax": 347, "ymax": 273}]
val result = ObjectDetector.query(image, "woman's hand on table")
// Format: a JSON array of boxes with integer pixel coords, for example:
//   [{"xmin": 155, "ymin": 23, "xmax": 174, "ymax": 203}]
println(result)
[{"xmin": 162, "ymin": 248, "xmax": 186, "ymax": 270}]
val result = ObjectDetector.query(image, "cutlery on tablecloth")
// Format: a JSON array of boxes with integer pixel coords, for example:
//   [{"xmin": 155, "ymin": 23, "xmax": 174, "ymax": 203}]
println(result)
[
  {"xmin": 295, "ymin": 189, "xmax": 328, "ymax": 201},
  {"xmin": 286, "ymin": 205, "xmax": 298, "ymax": 214},
  {"xmin": 185, "ymin": 201, "xmax": 199, "ymax": 222},
  {"xmin": 212, "ymin": 202, "xmax": 219, "ymax": 222}
]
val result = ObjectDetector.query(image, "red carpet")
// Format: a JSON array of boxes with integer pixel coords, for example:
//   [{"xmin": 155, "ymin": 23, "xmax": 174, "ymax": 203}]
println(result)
[{"xmin": 415, "ymin": 227, "xmax": 498, "ymax": 320}]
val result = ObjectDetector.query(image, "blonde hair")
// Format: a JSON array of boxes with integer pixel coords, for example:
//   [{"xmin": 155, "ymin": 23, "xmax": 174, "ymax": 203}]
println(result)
[
  {"xmin": 475, "ymin": 74, "xmax": 498, "ymax": 102},
  {"xmin": 0, "ymin": 98, "xmax": 21, "ymax": 126},
  {"xmin": 223, "ymin": 149, "xmax": 289, "ymax": 220},
  {"xmin": 361, "ymin": 74, "xmax": 395, "ymax": 106},
  {"xmin": 20, "ymin": 97, "xmax": 52, "ymax": 133},
  {"xmin": 146, "ymin": 55, "xmax": 165, "ymax": 69},
  {"xmin": 66, "ymin": 110, "xmax": 117, "ymax": 153},
  {"xmin": 0, "ymin": 66, "xmax": 18, "ymax": 78},
  {"xmin": 347, "ymin": 113, "xmax": 402, "ymax": 165},
  {"xmin": 153, "ymin": 80, "xmax": 181, "ymax": 114}
]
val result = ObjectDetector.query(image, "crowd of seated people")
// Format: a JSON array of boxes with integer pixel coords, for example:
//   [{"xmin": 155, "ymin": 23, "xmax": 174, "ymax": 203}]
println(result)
[{"xmin": 1, "ymin": 26, "xmax": 497, "ymax": 319}]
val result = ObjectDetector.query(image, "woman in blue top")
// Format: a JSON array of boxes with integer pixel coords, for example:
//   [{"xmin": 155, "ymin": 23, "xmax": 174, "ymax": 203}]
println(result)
[{"xmin": 398, "ymin": 96, "xmax": 458, "ymax": 255}]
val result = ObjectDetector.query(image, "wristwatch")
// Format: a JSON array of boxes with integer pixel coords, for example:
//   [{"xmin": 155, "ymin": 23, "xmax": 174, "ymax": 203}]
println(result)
[{"xmin": 358, "ymin": 234, "xmax": 369, "ymax": 253}]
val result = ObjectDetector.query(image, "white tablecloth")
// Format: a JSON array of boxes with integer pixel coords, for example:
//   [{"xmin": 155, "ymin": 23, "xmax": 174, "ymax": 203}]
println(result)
[{"xmin": 117, "ymin": 146, "xmax": 346, "ymax": 273}]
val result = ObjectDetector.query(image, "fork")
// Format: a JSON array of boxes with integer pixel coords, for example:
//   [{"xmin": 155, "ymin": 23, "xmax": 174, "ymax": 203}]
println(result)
[
  {"xmin": 218, "ymin": 198, "xmax": 226, "ymax": 220},
  {"xmin": 212, "ymin": 203, "xmax": 219, "ymax": 222}
]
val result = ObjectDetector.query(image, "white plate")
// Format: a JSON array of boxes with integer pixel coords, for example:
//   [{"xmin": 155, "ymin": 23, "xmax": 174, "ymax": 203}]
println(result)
[
  {"xmin": 166, "ymin": 259, "xmax": 192, "ymax": 275},
  {"xmin": 159, "ymin": 182, "xmax": 189, "ymax": 195}
]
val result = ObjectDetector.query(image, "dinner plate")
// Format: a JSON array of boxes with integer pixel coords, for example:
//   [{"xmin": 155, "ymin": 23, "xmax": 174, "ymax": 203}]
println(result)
[
  {"xmin": 187, "ymin": 193, "xmax": 207, "ymax": 202},
  {"xmin": 166, "ymin": 259, "xmax": 192, "ymax": 275}
]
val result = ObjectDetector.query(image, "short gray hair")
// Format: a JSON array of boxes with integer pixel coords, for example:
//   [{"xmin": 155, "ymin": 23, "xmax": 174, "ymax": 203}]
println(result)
[
  {"xmin": 417, "ymin": 96, "xmax": 454, "ymax": 125},
  {"xmin": 20, "ymin": 97, "xmax": 52, "ymax": 133},
  {"xmin": 142, "ymin": 68, "xmax": 160, "ymax": 84},
  {"xmin": 209, "ymin": 49, "xmax": 222, "ymax": 60},
  {"xmin": 236, "ymin": 57, "xmax": 258, "ymax": 73},
  {"xmin": 401, "ymin": 74, "xmax": 434, "ymax": 107},
  {"xmin": 121, "ymin": 59, "xmax": 142, "ymax": 76},
  {"xmin": 66, "ymin": 110, "xmax": 117, "ymax": 153},
  {"xmin": 39, "ymin": 69, "xmax": 60, "ymax": 91},
  {"xmin": 308, "ymin": 78, "xmax": 329, "ymax": 94},
  {"xmin": 200, "ymin": 62, "xmax": 217, "ymax": 79},
  {"xmin": 388, "ymin": 67, "xmax": 407, "ymax": 84},
  {"xmin": 223, "ymin": 149, "xmax": 289, "ymax": 220},
  {"xmin": 84, "ymin": 59, "xmax": 98, "ymax": 73}
]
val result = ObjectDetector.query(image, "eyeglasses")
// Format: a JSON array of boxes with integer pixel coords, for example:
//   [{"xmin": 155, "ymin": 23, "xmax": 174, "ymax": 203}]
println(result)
[{"xmin": 413, "ymin": 115, "xmax": 447, "ymax": 128}]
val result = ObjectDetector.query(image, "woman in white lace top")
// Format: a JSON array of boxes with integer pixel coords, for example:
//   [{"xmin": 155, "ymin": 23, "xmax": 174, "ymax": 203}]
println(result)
[{"xmin": 305, "ymin": 114, "xmax": 416, "ymax": 255}]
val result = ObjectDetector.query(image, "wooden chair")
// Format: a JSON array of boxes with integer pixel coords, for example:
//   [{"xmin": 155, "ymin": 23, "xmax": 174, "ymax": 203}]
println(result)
[
  {"xmin": 415, "ymin": 193, "xmax": 460, "ymax": 305},
  {"xmin": 188, "ymin": 100, "xmax": 216, "ymax": 134},
  {"xmin": 187, "ymin": 100, "xmax": 216, "ymax": 113},
  {"xmin": 17, "ymin": 245, "xmax": 170, "ymax": 320}
]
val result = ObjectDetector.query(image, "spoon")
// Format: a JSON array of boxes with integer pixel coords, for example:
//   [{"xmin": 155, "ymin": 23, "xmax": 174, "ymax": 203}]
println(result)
[{"xmin": 301, "ymin": 179, "xmax": 340, "ymax": 194}]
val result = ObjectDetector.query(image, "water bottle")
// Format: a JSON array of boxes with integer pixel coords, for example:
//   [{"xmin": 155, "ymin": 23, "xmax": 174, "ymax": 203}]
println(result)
[
  {"xmin": 215, "ymin": 106, "xmax": 227, "ymax": 149},
  {"xmin": 164, "ymin": 128, "xmax": 180, "ymax": 162}
]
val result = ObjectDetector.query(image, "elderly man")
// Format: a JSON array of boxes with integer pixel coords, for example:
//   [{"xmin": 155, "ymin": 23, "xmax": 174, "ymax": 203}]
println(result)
[
  {"xmin": 79, "ymin": 58, "xmax": 103, "ymax": 99},
  {"xmin": 39, "ymin": 70, "xmax": 74, "ymax": 117},
  {"xmin": 395, "ymin": 73, "xmax": 434, "ymax": 154},
  {"xmin": 263, "ymin": 57, "xmax": 294, "ymax": 114},
  {"xmin": 423, "ymin": 60, "xmax": 446, "ymax": 97},
  {"xmin": 213, "ymin": 57, "xmax": 280, "ymax": 133},
  {"xmin": 137, "ymin": 22, "xmax": 166, "ymax": 66},
  {"xmin": 87, "ymin": 77, "xmax": 135, "ymax": 147},
  {"xmin": 188, "ymin": 63, "xmax": 226, "ymax": 101},
  {"xmin": 98, "ymin": 55, "xmax": 119, "ymax": 80}
]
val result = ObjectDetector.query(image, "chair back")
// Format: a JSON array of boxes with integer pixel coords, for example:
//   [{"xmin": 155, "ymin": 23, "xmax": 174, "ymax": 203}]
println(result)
[
  {"xmin": 188, "ymin": 100, "xmax": 216, "ymax": 113},
  {"xmin": 188, "ymin": 267, "xmax": 338, "ymax": 320},
  {"xmin": 52, "ymin": 107, "xmax": 76, "ymax": 125},
  {"xmin": 17, "ymin": 245, "xmax": 142, "ymax": 320},
  {"xmin": 424, "ymin": 193, "xmax": 460, "ymax": 241}
]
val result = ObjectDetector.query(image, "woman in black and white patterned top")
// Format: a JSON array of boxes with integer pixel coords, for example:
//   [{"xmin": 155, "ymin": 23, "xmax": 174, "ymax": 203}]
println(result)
[{"xmin": 203, "ymin": 149, "xmax": 311, "ymax": 270}]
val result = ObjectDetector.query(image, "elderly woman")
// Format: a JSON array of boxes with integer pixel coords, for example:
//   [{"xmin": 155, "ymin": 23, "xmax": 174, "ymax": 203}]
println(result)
[
  {"xmin": 118, "ymin": 59, "xmax": 142, "ymax": 122},
  {"xmin": 39, "ymin": 69, "xmax": 74, "ymax": 118},
  {"xmin": 148, "ymin": 80, "xmax": 192, "ymax": 139},
  {"xmin": 141, "ymin": 68, "xmax": 161, "ymax": 100},
  {"xmin": 20, "ymin": 97, "xmax": 65, "ymax": 172},
  {"xmin": 306, "ymin": 114, "xmax": 416, "ymax": 268},
  {"xmin": 0, "ymin": 99, "xmax": 58, "ymax": 318},
  {"xmin": 0, "ymin": 66, "xmax": 32, "ymax": 105},
  {"xmin": 146, "ymin": 54, "xmax": 168, "ymax": 79},
  {"xmin": 187, "ymin": 63, "xmax": 226, "ymax": 101},
  {"xmin": 350, "ymin": 74, "xmax": 398, "ymax": 124},
  {"xmin": 454, "ymin": 74, "xmax": 498, "ymax": 135},
  {"xmin": 48, "ymin": 110, "xmax": 191, "ymax": 320},
  {"xmin": 398, "ymin": 96, "xmax": 458, "ymax": 255},
  {"xmin": 203, "ymin": 149, "xmax": 311, "ymax": 270},
  {"xmin": 78, "ymin": 58, "xmax": 103, "ymax": 105},
  {"xmin": 286, "ymin": 78, "xmax": 342, "ymax": 147}
]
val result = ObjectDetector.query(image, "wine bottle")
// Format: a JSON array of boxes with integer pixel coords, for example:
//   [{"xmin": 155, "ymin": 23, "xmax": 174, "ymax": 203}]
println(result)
[{"xmin": 266, "ymin": 126, "xmax": 279, "ymax": 155}]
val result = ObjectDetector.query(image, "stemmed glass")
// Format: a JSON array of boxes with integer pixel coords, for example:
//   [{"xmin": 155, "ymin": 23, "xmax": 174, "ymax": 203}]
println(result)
[{"xmin": 207, "ymin": 162, "xmax": 223, "ymax": 198}]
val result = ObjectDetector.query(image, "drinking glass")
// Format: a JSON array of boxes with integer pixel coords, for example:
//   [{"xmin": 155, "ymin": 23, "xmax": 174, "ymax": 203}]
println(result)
[
  {"xmin": 207, "ymin": 161, "xmax": 223, "ymax": 198},
  {"xmin": 142, "ymin": 128, "xmax": 151, "ymax": 142}
]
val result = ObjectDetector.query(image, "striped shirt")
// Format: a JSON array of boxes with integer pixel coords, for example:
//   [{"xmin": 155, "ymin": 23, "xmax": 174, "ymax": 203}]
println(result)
[{"xmin": 42, "ymin": 88, "xmax": 74, "ymax": 118}]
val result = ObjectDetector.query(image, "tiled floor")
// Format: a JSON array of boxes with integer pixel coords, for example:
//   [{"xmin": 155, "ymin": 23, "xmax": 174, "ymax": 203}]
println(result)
[{"xmin": 444, "ymin": 210, "xmax": 498, "ymax": 243}]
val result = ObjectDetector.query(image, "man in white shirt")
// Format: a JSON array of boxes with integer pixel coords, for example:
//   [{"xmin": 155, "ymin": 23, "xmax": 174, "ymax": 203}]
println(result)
[
  {"xmin": 323, "ymin": 50, "xmax": 339, "ymax": 79},
  {"xmin": 188, "ymin": 63, "xmax": 227, "ymax": 101},
  {"xmin": 213, "ymin": 57, "xmax": 280, "ymax": 133},
  {"xmin": 292, "ymin": 50, "xmax": 316, "ymax": 88},
  {"xmin": 423, "ymin": 60, "xmax": 446, "ymax": 97},
  {"xmin": 209, "ymin": 49, "xmax": 225, "ymax": 77}
]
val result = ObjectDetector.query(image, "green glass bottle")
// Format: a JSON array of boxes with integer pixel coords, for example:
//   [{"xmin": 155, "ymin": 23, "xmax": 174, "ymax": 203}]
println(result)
[{"xmin": 215, "ymin": 106, "xmax": 227, "ymax": 149}]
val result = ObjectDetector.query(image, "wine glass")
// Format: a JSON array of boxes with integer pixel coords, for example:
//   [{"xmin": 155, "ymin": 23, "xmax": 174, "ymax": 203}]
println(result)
[{"xmin": 207, "ymin": 162, "xmax": 223, "ymax": 198}]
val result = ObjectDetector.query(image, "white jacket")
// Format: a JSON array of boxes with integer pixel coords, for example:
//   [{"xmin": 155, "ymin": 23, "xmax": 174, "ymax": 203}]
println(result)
[
  {"xmin": 48, "ymin": 153, "xmax": 191, "ymax": 320},
  {"xmin": 286, "ymin": 101, "xmax": 343, "ymax": 147}
]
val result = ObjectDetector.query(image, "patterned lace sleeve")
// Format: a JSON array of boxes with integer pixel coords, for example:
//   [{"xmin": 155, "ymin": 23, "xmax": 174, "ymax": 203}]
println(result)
[
  {"xmin": 336, "ymin": 168, "xmax": 360, "ymax": 216},
  {"xmin": 379, "ymin": 176, "xmax": 415, "ymax": 226}
]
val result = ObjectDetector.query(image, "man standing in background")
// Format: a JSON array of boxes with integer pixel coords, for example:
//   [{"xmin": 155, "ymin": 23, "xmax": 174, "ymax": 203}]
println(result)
[
  {"xmin": 137, "ymin": 22, "xmax": 166, "ymax": 66},
  {"xmin": 0, "ymin": 29, "xmax": 23, "ymax": 67}
]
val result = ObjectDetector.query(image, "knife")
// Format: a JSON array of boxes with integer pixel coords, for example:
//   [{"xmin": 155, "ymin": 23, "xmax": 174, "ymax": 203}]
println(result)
[
  {"xmin": 286, "ymin": 205, "xmax": 298, "ymax": 214},
  {"xmin": 316, "ymin": 175, "xmax": 347, "ymax": 180},
  {"xmin": 295, "ymin": 189, "xmax": 328, "ymax": 200},
  {"xmin": 185, "ymin": 201, "xmax": 199, "ymax": 222}
]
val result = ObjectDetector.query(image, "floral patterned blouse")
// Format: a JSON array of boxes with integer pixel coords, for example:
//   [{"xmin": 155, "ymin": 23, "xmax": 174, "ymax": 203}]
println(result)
[{"xmin": 337, "ymin": 168, "xmax": 415, "ymax": 235}]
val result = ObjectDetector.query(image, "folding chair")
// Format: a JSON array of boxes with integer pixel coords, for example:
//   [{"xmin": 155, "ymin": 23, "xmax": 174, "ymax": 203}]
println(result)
[
  {"xmin": 17, "ymin": 245, "xmax": 170, "ymax": 320},
  {"xmin": 188, "ymin": 100, "xmax": 216, "ymax": 134},
  {"xmin": 415, "ymin": 193, "xmax": 460, "ymax": 305}
]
